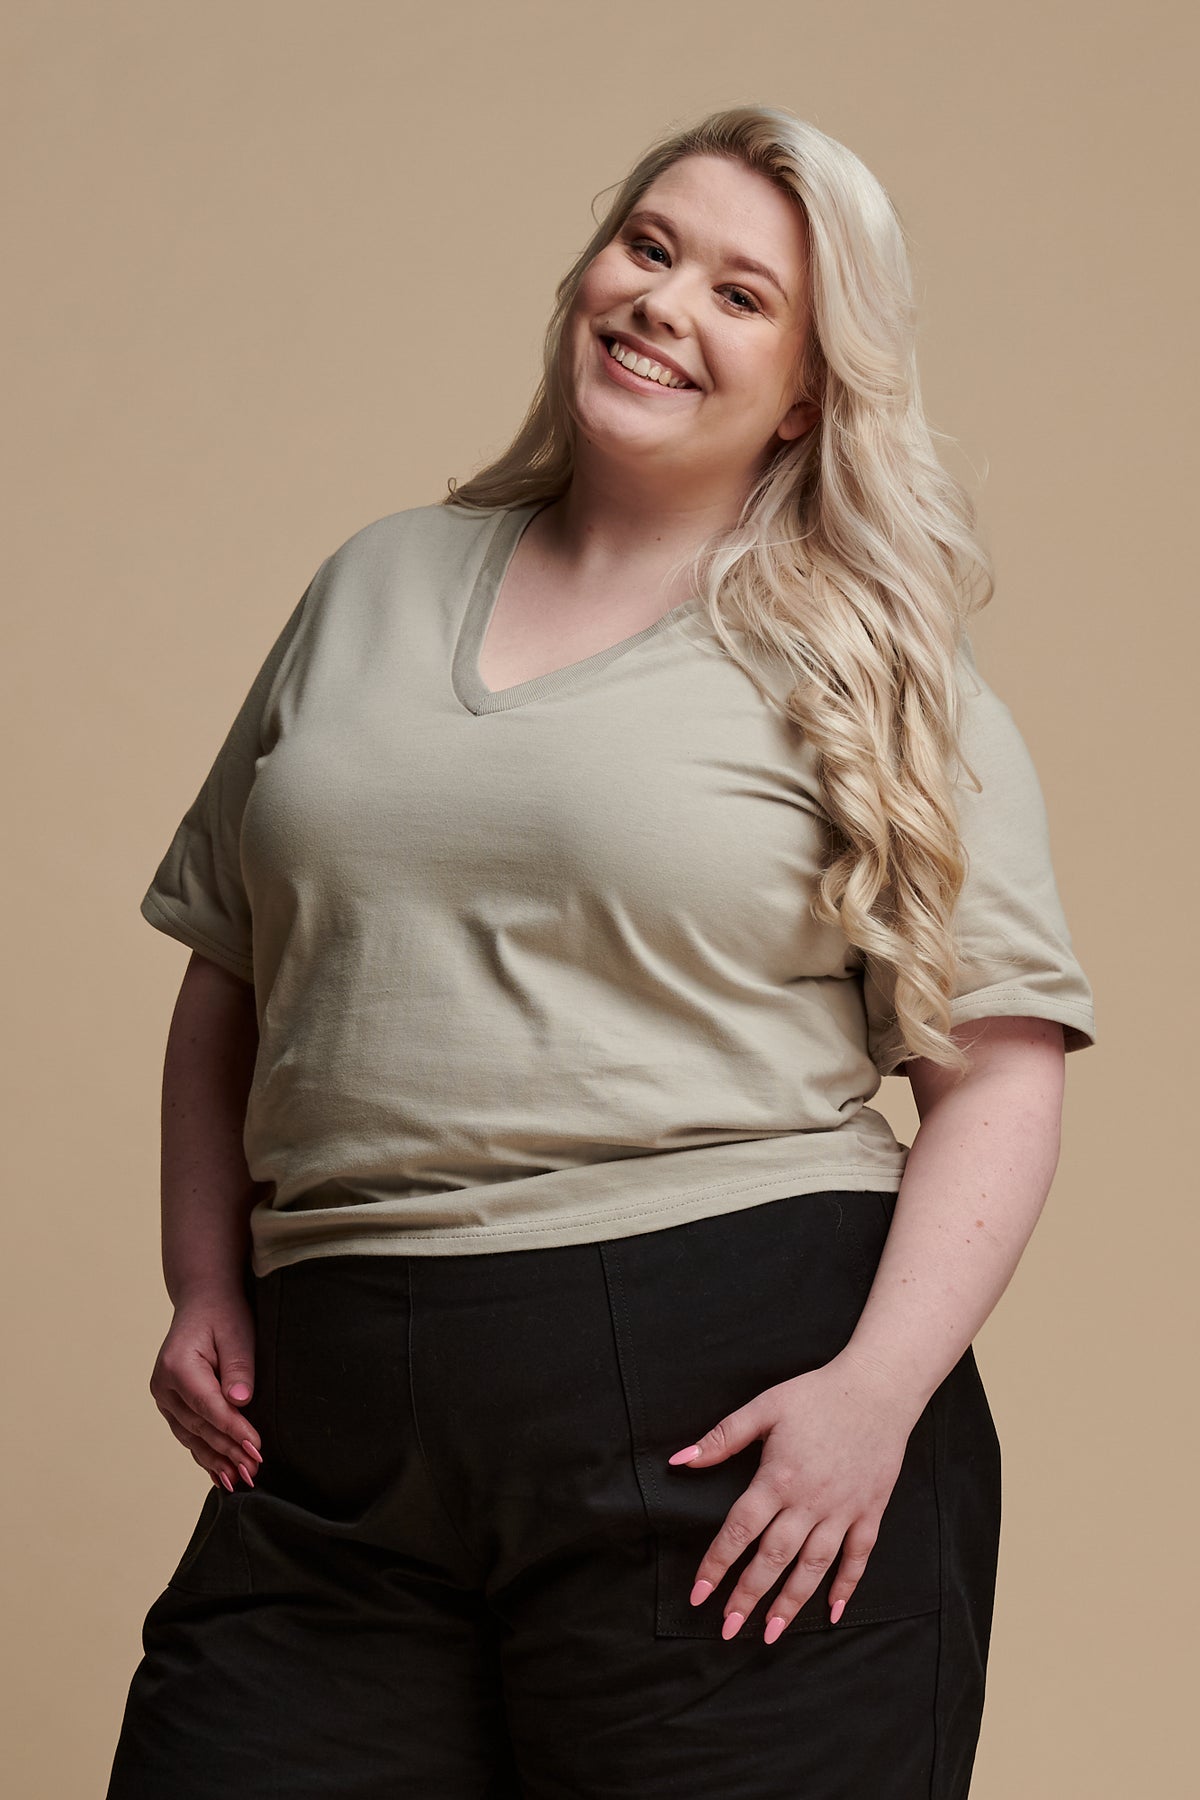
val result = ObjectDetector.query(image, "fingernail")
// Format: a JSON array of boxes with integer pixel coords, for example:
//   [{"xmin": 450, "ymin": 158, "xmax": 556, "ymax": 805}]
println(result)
[
  {"xmin": 218, "ymin": 1470, "xmax": 234, "ymax": 1492},
  {"xmin": 830, "ymin": 1598, "xmax": 846, "ymax": 1624},
  {"xmin": 764, "ymin": 1615, "xmax": 787, "ymax": 1645},
  {"xmin": 237, "ymin": 1462, "xmax": 255, "ymax": 1489},
  {"xmin": 668, "ymin": 1445, "xmax": 702, "ymax": 1465},
  {"xmin": 229, "ymin": 1383, "xmax": 251, "ymax": 1403},
  {"xmin": 722, "ymin": 1611, "xmax": 745, "ymax": 1641},
  {"xmin": 241, "ymin": 1439, "xmax": 263, "ymax": 1465},
  {"xmin": 689, "ymin": 1579, "xmax": 714, "ymax": 1607}
]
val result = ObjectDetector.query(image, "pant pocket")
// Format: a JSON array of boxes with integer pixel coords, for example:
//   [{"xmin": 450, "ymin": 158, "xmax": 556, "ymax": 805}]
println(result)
[
  {"xmin": 598, "ymin": 1191, "xmax": 942, "ymax": 1639},
  {"xmin": 165, "ymin": 1487, "xmax": 256, "ymax": 1596}
]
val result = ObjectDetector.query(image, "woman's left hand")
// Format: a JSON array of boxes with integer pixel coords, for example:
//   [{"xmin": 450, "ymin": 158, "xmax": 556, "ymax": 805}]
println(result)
[{"xmin": 667, "ymin": 1351, "xmax": 925, "ymax": 1642}]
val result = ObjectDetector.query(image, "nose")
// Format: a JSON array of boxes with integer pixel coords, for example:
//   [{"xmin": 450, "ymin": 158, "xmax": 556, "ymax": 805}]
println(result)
[{"xmin": 632, "ymin": 274, "xmax": 693, "ymax": 339}]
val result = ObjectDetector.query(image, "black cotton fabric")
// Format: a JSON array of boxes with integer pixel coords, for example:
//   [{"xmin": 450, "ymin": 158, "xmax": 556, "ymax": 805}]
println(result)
[{"xmin": 107, "ymin": 1190, "xmax": 1001, "ymax": 1799}]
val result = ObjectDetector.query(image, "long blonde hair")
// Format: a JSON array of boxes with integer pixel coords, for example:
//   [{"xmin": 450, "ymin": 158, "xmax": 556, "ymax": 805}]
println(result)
[{"xmin": 443, "ymin": 104, "xmax": 993, "ymax": 1077}]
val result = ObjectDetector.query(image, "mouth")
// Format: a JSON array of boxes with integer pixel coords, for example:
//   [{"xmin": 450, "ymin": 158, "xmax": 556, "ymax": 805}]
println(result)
[{"xmin": 598, "ymin": 331, "xmax": 699, "ymax": 392}]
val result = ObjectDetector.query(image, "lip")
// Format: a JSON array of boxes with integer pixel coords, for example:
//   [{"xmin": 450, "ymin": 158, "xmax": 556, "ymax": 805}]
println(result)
[{"xmin": 597, "ymin": 328, "xmax": 700, "ymax": 390}]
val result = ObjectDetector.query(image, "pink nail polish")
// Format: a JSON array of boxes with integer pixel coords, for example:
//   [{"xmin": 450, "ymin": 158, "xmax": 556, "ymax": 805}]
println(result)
[
  {"xmin": 219, "ymin": 1470, "xmax": 234, "ymax": 1492},
  {"xmin": 830, "ymin": 1597, "xmax": 846, "ymax": 1624},
  {"xmin": 237, "ymin": 1463, "xmax": 254, "ymax": 1489},
  {"xmin": 721, "ymin": 1612, "xmax": 745, "ymax": 1641},
  {"xmin": 668, "ymin": 1445, "xmax": 702, "ymax": 1465},
  {"xmin": 241, "ymin": 1439, "xmax": 263, "ymax": 1465},
  {"xmin": 689, "ymin": 1579, "xmax": 714, "ymax": 1607},
  {"xmin": 764, "ymin": 1615, "xmax": 787, "ymax": 1645}
]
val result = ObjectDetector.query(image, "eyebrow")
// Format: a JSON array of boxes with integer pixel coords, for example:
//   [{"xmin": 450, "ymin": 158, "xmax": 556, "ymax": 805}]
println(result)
[{"xmin": 623, "ymin": 208, "xmax": 792, "ymax": 306}]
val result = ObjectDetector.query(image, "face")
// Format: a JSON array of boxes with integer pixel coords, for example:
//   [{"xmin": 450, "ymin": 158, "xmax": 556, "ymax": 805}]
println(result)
[{"xmin": 562, "ymin": 153, "xmax": 819, "ymax": 491}]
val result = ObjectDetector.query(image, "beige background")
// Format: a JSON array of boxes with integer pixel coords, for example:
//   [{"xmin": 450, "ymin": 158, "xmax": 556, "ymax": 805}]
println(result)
[{"xmin": 3, "ymin": 1, "xmax": 1194, "ymax": 1792}]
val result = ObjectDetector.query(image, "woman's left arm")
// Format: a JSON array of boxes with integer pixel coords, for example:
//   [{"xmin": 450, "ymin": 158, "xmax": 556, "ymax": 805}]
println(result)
[
  {"xmin": 672, "ymin": 1013, "xmax": 1068, "ymax": 1640},
  {"xmin": 837, "ymin": 1012, "xmax": 1066, "ymax": 1419}
]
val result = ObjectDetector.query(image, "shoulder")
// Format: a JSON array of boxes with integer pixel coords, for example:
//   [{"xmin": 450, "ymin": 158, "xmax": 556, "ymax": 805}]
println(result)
[
  {"xmin": 315, "ymin": 499, "xmax": 508, "ymax": 587},
  {"xmin": 951, "ymin": 634, "xmax": 1056, "ymax": 839}
]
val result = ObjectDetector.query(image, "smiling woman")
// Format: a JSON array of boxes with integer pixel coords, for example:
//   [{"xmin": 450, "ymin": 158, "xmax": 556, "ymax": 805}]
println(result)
[
  {"xmin": 108, "ymin": 103, "xmax": 1096, "ymax": 1800},
  {"xmin": 564, "ymin": 152, "xmax": 822, "ymax": 488}
]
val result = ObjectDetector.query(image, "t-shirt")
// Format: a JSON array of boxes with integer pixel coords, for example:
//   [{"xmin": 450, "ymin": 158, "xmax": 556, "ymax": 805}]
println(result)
[{"xmin": 139, "ymin": 498, "xmax": 1098, "ymax": 1277}]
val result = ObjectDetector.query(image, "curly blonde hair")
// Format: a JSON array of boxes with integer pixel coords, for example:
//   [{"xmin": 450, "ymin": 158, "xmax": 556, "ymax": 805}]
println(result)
[{"xmin": 442, "ymin": 103, "xmax": 994, "ymax": 1077}]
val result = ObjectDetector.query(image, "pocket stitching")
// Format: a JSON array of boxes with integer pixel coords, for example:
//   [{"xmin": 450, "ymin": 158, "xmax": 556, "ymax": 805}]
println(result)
[
  {"xmin": 826, "ymin": 1192, "xmax": 877, "ymax": 1289},
  {"xmin": 599, "ymin": 1243, "xmax": 678, "ymax": 1633},
  {"xmin": 598, "ymin": 1246, "xmax": 659, "ymax": 1507}
]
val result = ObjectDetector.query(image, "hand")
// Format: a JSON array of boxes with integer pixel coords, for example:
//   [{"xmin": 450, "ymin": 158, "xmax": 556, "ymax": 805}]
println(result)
[
  {"xmin": 666, "ymin": 1352, "xmax": 920, "ymax": 1643},
  {"xmin": 148, "ymin": 1285, "xmax": 264, "ymax": 1491}
]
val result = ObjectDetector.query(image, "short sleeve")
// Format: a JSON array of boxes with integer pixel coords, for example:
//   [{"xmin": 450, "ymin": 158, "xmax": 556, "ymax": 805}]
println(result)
[
  {"xmin": 138, "ymin": 567, "xmax": 323, "ymax": 982},
  {"xmin": 862, "ymin": 642, "xmax": 1098, "ymax": 1076}
]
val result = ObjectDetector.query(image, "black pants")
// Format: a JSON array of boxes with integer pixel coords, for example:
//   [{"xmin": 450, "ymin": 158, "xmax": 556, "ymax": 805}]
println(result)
[{"xmin": 106, "ymin": 1189, "xmax": 1002, "ymax": 1798}]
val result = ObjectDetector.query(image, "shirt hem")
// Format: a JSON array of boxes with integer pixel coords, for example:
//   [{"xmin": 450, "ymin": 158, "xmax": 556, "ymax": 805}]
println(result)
[{"xmin": 249, "ymin": 1163, "xmax": 908, "ymax": 1276}]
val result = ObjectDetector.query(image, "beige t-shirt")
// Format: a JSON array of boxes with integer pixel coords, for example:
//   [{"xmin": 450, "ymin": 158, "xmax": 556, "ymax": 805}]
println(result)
[{"xmin": 140, "ymin": 499, "xmax": 1097, "ymax": 1276}]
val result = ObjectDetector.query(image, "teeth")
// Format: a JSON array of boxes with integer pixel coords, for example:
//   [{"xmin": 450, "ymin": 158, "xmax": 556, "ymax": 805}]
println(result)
[{"xmin": 606, "ymin": 338, "xmax": 692, "ymax": 389}]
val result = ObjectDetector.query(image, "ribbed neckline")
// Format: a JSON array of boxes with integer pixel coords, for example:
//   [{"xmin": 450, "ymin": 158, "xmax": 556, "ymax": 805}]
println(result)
[{"xmin": 450, "ymin": 501, "xmax": 703, "ymax": 717}]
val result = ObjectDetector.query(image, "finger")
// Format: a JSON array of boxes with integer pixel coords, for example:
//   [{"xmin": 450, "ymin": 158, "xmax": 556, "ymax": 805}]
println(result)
[
  {"xmin": 686, "ymin": 1484, "xmax": 782, "ymax": 1610},
  {"xmin": 668, "ymin": 1399, "xmax": 765, "ymax": 1469},
  {"xmin": 204, "ymin": 1376, "xmax": 262, "ymax": 1459},
  {"xmin": 754, "ymin": 1522, "xmax": 848, "ymax": 1641},
  {"xmin": 152, "ymin": 1351, "xmax": 263, "ymax": 1460},
  {"xmin": 159, "ymin": 1390, "xmax": 259, "ymax": 1481},
  {"xmin": 826, "ymin": 1520, "xmax": 880, "ymax": 1618},
  {"xmin": 162, "ymin": 1413, "xmax": 243, "ymax": 1489},
  {"xmin": 159, "ymin": 1387, "xmax": 248, "ymax": 1464},
  {"xmin": 173, "ymin": 1363, "xmax": 263, "ymax": 1462},
  {"xmin": 719, "ymin": 1511, "xmax": 832, "ymax": 1638}
]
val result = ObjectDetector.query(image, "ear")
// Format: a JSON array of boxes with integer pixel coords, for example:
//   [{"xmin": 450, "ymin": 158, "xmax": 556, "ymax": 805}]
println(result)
[{"xmin": 776, "ymin": 396, "xmax": 820, "ymax": 442}]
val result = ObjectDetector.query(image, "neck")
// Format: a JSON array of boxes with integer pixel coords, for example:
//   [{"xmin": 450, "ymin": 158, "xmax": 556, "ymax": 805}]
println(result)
[{"xmin": 537, "ymin": 457, "xmax": 753, "ymax": 601}]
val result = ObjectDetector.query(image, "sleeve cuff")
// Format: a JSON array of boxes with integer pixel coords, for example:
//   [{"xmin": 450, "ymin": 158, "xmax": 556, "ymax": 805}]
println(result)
[{"xmin": 139, "ymin": 887, "xmax": 255, "ymax": 984}]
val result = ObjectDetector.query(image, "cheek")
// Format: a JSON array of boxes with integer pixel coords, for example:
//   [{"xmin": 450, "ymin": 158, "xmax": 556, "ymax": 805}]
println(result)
[
  {"xmin": 577, "ymin": 250, "xmax": 625, "ymax": 312},
  {"xmin": 713, "ymin": 344, "xmax": 790, "ymax": 415}
]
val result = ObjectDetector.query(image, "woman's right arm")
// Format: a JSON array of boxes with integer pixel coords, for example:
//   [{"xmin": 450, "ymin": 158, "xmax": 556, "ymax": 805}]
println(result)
[{"xmin": 147, "ymin": 950, "xmax": 266, "ymax": 1491}]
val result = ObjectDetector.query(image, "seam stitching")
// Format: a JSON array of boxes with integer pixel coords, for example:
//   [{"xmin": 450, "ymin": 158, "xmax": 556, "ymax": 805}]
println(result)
[{"xmin": 404, "ymin": 1259, "xmax": 485, "ymax": 1577}]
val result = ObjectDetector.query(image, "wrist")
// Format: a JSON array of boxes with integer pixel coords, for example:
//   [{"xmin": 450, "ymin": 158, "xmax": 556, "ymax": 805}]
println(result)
[
  {"xmin": 827, "ymin": 1342, "xmax": 935, "ymax": 1428},
  {"xmin": 166, "ymin": 1263, "xmax": 250, "ymax": 1310}
]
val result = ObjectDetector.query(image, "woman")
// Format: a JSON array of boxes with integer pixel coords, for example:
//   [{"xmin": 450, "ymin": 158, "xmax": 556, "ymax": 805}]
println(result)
[{"xmin": 107, "ymin": 105, "xmax": 1096, "ymax": 1798}]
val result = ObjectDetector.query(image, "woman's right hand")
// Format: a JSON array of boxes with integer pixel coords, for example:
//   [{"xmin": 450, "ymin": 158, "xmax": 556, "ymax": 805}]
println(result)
[{"xmin": 149, "ymin": 1284, "xmax": 264, "ymax": 1491}]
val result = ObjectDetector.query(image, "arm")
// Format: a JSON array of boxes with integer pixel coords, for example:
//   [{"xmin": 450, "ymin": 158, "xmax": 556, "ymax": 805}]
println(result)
[
  {"xmin": 147, "ymin": 950, "xmax": 267, "ymax": 1490},
  {"xmin": 161, "ymin": 950, "xmax": 264, "ymax": 1305},
  {"xmin": 671, "ymin": 1012, "xmax": 1069, "ymax": 1640},
  {"xmin": 836, "ymin": 1012, "xmax": 1066, "ymax": 1423}
]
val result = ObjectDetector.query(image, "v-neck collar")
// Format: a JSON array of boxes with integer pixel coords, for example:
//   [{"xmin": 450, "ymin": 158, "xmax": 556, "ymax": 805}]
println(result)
[{"xmin": 450, "ymin": 501, "xmax": 704, "ymax": 717}]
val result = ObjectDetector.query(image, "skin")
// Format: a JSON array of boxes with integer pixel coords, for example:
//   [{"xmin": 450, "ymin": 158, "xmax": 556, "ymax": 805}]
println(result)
[
  {"xmin": 674, "ymin": 1014, "xmax": 1065, "ymax": 1643},
  {"xmin": 512, "ymin": 151, "xmax": 821, "ymax": 614},
  {"xmin": 149, "ymin": 157, "xmax": 1071, "ymax": 1649},
  {"xmin": 148, "ymin": 953, "xmax": 265, "ymax": 1491}
]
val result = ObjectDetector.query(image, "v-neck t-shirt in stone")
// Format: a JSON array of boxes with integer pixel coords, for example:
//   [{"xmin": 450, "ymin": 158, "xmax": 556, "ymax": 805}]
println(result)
[{"xmin": 139, "ymin": 499, "xmax": 1098, "ymax": 1276}]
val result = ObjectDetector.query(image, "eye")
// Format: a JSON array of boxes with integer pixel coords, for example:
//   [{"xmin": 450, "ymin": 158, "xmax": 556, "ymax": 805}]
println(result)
[
  {"xmin": 625, "ymin": 238, "xmax": 762, "ymax": 315},
  {"xmin": 628, "ymin": 237, "xmax": 670, "ymax": 267}
]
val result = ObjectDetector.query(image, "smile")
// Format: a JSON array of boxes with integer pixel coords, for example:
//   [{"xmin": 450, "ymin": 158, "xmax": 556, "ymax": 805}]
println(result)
[{"xmin": 603, "ymin": 337, "xmax": 696, "ymax": 390}]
